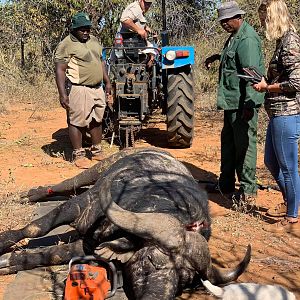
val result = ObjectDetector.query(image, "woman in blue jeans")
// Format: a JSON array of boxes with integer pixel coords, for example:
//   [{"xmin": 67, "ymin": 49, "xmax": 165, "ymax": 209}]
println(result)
[{"xmin": 253, "ymin": 0, "xmax": 300, "ymax": 233}]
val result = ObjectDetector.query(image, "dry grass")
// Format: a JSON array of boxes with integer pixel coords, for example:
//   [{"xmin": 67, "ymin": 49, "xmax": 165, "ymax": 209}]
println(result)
[
  {"xmin": 0, "ymin": 178, "xmax": 34, "ymax": 232},
  {"xmin": 0, "ymin": 57, "xmax": 58, "ymax": 115},
  {"xmin": 6, "ymin": 75, "xmax": 56, "ymax": 107}
]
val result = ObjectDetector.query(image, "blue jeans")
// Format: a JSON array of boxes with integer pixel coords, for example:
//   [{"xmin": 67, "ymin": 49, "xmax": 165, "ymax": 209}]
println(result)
[{"xmin": 264, "ymin": 114, "xmax": 300, "ymax": 217}]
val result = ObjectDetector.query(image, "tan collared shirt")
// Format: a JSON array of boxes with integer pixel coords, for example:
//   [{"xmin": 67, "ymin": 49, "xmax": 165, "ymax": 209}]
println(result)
[{"xmin": 54, "ymin": 34, "xmax": 103, "ymax": 86}]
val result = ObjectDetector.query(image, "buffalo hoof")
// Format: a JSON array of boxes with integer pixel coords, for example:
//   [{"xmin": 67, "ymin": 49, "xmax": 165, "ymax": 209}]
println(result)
[
  {"xmin": 0, "ymin": 252, "xmax": 25, "ymax": 275},
  {"xmin": 20, "ymin": 186, "xmax": 52, "ymax": 203},
  {"xmin": 0, "ymin": 253, "xmax": 11, "ymax": 268}
]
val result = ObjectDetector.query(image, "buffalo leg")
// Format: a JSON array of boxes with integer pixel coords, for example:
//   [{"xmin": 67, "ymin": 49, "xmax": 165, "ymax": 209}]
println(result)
[
  {"xmin": 20, "ymin": 148, "xmax": 138, "ymax": 203},
  {"xmin": 0, "ymin": 194, "xmax": 84, "ymax": 254},
  {"xmin": 0, "ymin": 183, "xmax": 106, "ymax": 254},
  {"xmin": 0, "ymin": 240, "xmax": 85, "ymax": 275}
]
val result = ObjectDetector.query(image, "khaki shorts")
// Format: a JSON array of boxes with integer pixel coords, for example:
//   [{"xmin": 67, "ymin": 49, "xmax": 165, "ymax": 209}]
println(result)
[{"xmin": 68, "ymin": 85, "xmax": 106, "ymax": 127}]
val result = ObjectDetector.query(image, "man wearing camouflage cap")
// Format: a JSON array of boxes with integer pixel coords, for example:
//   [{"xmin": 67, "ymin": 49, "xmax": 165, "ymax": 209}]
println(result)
[
  {"xmin": 54, "ymin": 12, "xmax": 112, "ymax": 169},
  {"xmin": 204, "ymin": 1, "xmax": 265, "ymax": 204}
]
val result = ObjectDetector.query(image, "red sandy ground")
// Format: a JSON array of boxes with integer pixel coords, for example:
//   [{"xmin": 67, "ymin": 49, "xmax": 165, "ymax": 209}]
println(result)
[{"xmin": 0, "ymin": 103, "xmax": 299, "ymax": 299}]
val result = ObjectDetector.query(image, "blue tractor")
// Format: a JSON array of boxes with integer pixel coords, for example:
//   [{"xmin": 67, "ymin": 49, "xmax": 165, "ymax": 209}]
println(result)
[{"xmin": 104, "ymin": 1, "xmax": 195, "ymax": 148}]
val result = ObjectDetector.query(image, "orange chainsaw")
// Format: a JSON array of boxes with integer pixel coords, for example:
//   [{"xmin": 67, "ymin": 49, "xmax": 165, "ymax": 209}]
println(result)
[{"xmin": 64, "ymin": 256, "xmax": 117, "ymax": 300}]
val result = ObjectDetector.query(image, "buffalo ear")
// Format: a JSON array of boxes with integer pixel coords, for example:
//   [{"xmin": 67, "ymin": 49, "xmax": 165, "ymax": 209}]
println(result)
[{"xmin": 95, "ymin": 237, "xmax": 137, "ymax": 263}]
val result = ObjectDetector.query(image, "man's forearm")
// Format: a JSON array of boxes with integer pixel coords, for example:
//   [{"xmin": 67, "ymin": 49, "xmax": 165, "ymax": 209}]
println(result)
[
  {"xmin": 122, "ymin": 19, "xmax": 143, "ymax": 34},
  {"xmin": 56, "ymin": 75, "xmax": 67, "ymax": 97},
  {"xmin": 102, "ymin": 61, "xmax": 110, "ymax": 85},
  {"xmin": 55, "ymin": 65, "xmax": 67, "ymax": 97}
]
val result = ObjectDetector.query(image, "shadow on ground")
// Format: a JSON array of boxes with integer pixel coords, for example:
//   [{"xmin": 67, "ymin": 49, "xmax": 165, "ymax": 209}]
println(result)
[
  {"xmin": 41, "ymin": 128, "xmax": 94, "ymax": 162},
  {"xmin": 41, "ymin": 128, "xmax": 73, "ymax": 161},
  {"xmin": 182, "ymin": 161, "xmax": 234, "ymax": 210},
  {"xmin": 138, "ymin": 127, "xmax": 169, "ymax": 148}
]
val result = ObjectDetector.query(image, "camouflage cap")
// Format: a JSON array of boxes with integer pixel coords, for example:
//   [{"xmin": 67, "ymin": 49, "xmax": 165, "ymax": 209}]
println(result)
[
  {"xmin": 71, "ymin": 12, "xmax": 92, "ymax": 30},
  {"xmin": 144, "ymin": 0, "xmax": 155, "ymax": 3}
]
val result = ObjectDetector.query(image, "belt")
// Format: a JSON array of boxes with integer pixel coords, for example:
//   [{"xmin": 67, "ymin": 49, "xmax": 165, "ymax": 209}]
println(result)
[{"xmin": 67, "ymin": 80, "xmax": 103, "ymax": 89}]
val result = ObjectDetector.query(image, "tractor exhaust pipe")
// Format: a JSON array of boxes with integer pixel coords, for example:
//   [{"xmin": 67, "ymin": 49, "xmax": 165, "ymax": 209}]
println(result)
[{"xmin": 161, "ymin": 0, "xmax": 169, "ymax": 46}]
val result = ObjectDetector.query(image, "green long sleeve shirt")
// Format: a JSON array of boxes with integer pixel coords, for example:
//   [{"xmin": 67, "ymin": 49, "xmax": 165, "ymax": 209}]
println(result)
[{"xmin": 217, "ymin": 21, "xmax": 265, "ymax": 110}]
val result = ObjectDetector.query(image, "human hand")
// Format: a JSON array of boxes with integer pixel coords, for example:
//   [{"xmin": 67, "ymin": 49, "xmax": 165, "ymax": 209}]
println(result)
[
  {"xmin": 106, "ymin": 94, "xmax": 114, "ymax": 111},
  {"xmin": 145, "ymin": 25, "xmax": 152, "ymax": 34},
  {"xmin": 59, "ymin": 94, "xmax": 69, "ymax": 110},
  {"xmin": 137, "ymin": 28, "xmax": 147, "ymax": 39},
  {"xmin": 147, "ymin": 54, "xmax": 155, "ymax": 68},
  {"xmin": 106, "ymin": 94, "xmax": 113, "ymax": 105},
  {"xmin": 252, "ymin": 77, "xmax": 268, "ymax": 92},
  {"xmin": 204, "ymin": 54, "xmax": 221, "ymax": 70},
  {"xmin": 242, "ymin": 107, "xmax": 254, "ymax": 122},
  {"xmin": 105, "ymin": 83, "xmax": 112, "ymax": 95}
]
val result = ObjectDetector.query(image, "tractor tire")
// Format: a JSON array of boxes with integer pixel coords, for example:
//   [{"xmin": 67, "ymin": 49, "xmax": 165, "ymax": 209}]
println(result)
[{"xmin": 166, "ymin": 66, "xmax": 195, "ymax": 148}]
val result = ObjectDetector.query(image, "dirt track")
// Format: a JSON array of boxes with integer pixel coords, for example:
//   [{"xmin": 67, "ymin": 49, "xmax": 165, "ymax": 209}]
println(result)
[{"xmin": 0, "ymin": 104, "xmax": 299, "ymax": 299}]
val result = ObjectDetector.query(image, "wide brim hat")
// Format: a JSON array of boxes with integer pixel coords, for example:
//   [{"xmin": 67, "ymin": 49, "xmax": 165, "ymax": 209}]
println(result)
[
  {"xmin": 217, "ymin": 1, "xmax": 246, "ymax": 21},
  {"xmin": 71, "ymin": 12, "xmax": 92, "ymax": 30}
]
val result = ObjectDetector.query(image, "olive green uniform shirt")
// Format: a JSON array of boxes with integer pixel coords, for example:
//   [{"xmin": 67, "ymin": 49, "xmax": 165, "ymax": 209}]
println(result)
[
  {"xmin": 54, "ymin": 34, "xmax": 103, "ymax": 86},
  {"xmin": 217, "ymin": 21, "xmax": 265, "ymax": 110}
]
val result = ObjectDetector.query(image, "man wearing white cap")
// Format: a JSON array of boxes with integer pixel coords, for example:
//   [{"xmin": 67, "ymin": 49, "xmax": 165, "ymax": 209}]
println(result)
[{"xmin": 204, "ymin": 1, "xmax": 265, "ymax": 204}]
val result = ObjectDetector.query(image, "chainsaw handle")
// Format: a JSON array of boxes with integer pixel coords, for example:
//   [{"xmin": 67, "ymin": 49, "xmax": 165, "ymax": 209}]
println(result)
[
  {"xmin": 68, "ymin": 255, "xmax": 99, "ymax": 271},
  {"xmin": 68, "ymin": 256, "xmax": 117, "ymax": 299}
]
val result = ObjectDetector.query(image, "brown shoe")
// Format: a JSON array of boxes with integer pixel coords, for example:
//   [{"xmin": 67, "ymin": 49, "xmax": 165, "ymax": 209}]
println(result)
[
  {"xmin": 263, "ymin": 218, "xmax": 300, "ymax": 234},
  {"xmin": 74, "ymin": 157, "xmax": 91, "ymax": 169},
  {"xmin": 266, "ymin": 202, "xmax": 286, "ymax": 217},
  {"xmin": 90, "ymin": 144, "xmax": 104, "ymax": 161},
  {"xmin": 72, "ymin": 148, "xmax": 91, "ymax": 169}
]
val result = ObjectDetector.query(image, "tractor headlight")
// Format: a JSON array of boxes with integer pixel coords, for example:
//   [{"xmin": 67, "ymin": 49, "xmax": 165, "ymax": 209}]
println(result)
[
  {"xmin": 165, "ymin": 50, "xmax": 190, "ymax": 61},
  {"xmin": 165, "ymin": 50, "xmax": 176, "ymax": 61}
]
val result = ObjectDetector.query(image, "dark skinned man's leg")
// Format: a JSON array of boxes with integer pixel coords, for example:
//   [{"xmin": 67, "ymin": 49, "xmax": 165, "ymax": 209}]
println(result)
[
  {"xmin": 89, "ymin": 118, "xmax": 104, "ymax": 161},
  {"xmin": 69, "ymin": 123, "xmax": 91, "ymax": 169}
]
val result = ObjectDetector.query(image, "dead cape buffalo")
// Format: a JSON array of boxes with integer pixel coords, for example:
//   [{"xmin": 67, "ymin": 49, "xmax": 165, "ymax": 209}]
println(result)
[{"xmin": 0, "ymin": 148, "xmax": 251, "ymax": 299}]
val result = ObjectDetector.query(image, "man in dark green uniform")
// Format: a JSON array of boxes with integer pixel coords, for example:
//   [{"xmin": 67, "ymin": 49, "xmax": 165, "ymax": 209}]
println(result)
[{"xmin": 204, "ymin": 1, "xmax": 265, "ymax": 203}]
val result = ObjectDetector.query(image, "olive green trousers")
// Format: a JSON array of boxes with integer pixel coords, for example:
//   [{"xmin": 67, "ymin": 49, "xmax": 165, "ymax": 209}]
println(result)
[{"xmin": 218, "ymin": 109, "xmax": 259, "ymax": 195}]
